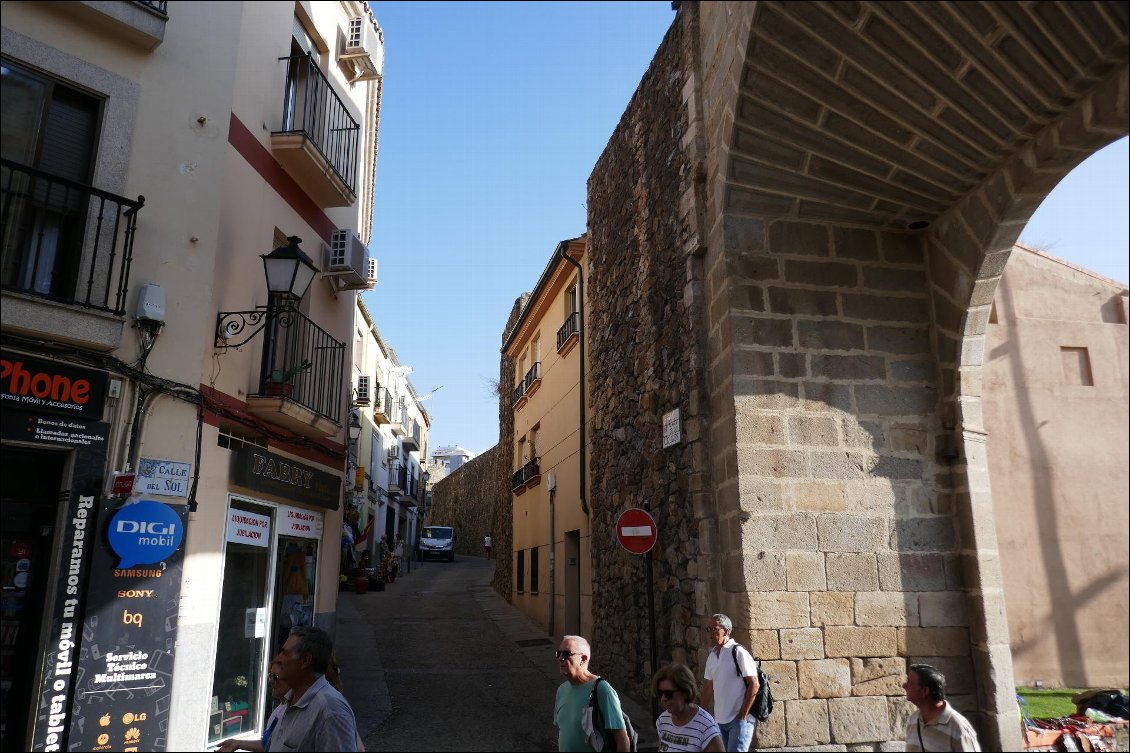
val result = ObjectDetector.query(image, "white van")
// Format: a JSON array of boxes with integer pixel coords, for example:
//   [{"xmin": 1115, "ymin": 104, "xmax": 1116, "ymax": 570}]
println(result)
[{"xmin": 419, "ymin": 526, "xmax": 455, "ymax": 561}]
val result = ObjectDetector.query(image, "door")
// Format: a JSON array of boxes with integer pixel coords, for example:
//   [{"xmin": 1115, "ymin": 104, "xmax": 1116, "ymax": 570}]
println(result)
[
  {"xmin": 564, "ymin": 530, "xmax": 580, "ymax": 636},
  {"xmin": 0, "ymin": 446, "xmax": 67, "ymax": 752}
]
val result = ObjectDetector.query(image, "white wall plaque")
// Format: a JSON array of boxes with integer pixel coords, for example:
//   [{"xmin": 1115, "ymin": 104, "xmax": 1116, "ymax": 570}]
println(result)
[{"xmin": 662, "ymin": 408, "xmax": 681, "ymax": 448}]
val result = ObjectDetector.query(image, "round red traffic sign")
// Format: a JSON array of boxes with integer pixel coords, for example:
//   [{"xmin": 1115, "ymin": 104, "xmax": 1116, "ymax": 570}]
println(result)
[{"xmin": 616, "ymin": 508, "xmax": 657, "ymax": 554}]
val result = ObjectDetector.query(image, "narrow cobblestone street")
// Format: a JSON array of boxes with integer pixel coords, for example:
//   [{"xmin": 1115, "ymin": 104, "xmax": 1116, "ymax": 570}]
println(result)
[{"xmin": 333, "ymin": 557, "xmax": 581, "ymax": 751}]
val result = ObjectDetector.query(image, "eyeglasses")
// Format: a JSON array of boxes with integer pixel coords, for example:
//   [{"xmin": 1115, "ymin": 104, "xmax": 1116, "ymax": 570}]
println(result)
[
  {"xmin": 705, "ymin": 626, "xmax": 725, "ymax": 633},
  {"xmin": 269, "ymin": 673, "xmax": 281, "ymax": 682},
  {"xmin": 657, "ymin": 688, "xmax": 678, "ymax": 699},
  {"xmin": 555, "ymin": 650, "xmax": 579, "ymax": 660}
]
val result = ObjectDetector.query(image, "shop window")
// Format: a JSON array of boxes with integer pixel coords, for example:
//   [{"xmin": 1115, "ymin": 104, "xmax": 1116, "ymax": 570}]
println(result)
[
  {"xmin": 516, "ymin": 549, "xmax": 525, "ymax": 594},
  {"xmin": 209, "ymin": 500, "xmax": 273, "ymax": 746}
]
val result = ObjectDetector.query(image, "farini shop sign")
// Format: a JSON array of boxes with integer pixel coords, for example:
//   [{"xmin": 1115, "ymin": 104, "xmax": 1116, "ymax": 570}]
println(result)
[{"xmin": 230, "ymin": 448, "xmax": 340, "ymax": 510}]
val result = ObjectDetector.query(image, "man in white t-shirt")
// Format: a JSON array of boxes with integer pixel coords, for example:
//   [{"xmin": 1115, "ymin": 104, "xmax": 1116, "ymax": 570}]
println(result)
[{"xmin": 701, "ymin": 613, "xmax": 759, "ymax": 752}]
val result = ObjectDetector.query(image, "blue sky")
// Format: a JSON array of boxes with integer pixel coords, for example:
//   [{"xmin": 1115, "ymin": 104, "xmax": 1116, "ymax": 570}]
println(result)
[{"xmin": 364, "ymin": 2, "xmax": 1129, "ymax": 457}]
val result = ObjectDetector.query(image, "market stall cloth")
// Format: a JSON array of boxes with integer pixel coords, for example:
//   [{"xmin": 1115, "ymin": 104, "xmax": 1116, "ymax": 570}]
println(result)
[{"xmin": 1022, "ymin": 719, "xmax": 1126, "ymax": 751}]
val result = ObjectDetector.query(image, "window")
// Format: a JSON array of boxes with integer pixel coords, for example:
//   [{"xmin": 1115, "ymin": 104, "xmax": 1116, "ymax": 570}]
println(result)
[
  {"xmin": 530, "ymin": 546, "xmax": 539, "ymax": 593},
  {"xmin": 1060, "ymin": 346, "xmax": 1093, "ymax": 386},
  {"xmin": 532, "ymin": 333, "xmax": 541, "ymax": 365},
  {"xmin": 516, "ymin": 549, "xmax": 525, "ymax": 593},
  {"xmin": 217, "ymin": 428, "xmax": 267, "ymax": 450},
  {"xmin": 1, "ymin": 59, "xmax": 103, "ymax": 298},
  {"xmin": 566, "ymin": 283, "xmax": 578, "ymax": 315}
]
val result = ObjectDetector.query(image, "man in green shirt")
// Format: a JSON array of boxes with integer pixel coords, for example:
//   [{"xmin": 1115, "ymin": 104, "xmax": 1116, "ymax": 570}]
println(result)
[{"xmin": 553, "ymin": 635, "xmax": 630, "ymax": 752}]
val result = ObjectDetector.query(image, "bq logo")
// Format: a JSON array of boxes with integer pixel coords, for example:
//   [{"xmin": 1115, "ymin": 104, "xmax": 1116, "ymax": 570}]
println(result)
[{"xmin": 108, "ymin": 500, "xmax": 184, "ymax": 568}]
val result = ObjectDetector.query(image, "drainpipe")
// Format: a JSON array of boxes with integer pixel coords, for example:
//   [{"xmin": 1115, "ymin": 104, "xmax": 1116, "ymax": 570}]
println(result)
[
  {"xmin": 557, "ymin": 241, "xmax": 589, "ymax": 517},
  {"xmin": 548, "ymin": 479, "xmax": 556, "ymax": 636}
]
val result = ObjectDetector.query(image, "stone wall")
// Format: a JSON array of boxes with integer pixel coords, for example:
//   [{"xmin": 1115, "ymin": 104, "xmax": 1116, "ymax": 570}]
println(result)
[
  {"xmin": 491, "ymin": 295, "xmax": 528, "ymax": 599},
  {"xmin": 427, "ymin": 445, "xmax": 503, "ymax": 560},
  {"xmin": 586, "ymin": 8, "xmax": 717, "ymax": 702}
]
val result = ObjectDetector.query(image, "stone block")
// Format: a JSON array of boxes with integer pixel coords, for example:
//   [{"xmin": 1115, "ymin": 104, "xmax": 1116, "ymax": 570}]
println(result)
[
  {"xmin": 803, "ymin": 381, "xmax": 854, "ymax": 412},
  {"xmin": 888, "ymin": 696, "xmax": 916, "ymax": 740},
  {"xmin": 810, "ymin": 354, "xmax": 887, "ymax": 381},
  {"xmin": 799, "ymin": 658, "xmax": 851, "ymax": 698},
  {"xmin": 737, "ymin": 446, "xmax": 807, "ymax": 479},
  {"xmin": 902, "ymin": 627, "xmax": 970, "ymax": 657},
  {"xmin": 918, "ymin": 591, "xmax": 968, "ymax": 627},
  {"xmin": 826, "ymin": 553, "xmax": 879, "ymax": 591},
  {"xmin": 904, "ymin": 656, "xmax": 974, "ymax": 695},
  {"xmin": 794, "ymin": 482, "xmax": 846, "ymax": 513},
  {"xmin": 786, "ymin": 699, "xmax": 832, "ymax": 747},
  {"xmin": 784, "ymin": 258, "xmax": 860, "ymax": 288},
  {"xmin": 735, "ymin": 412, "xmax": 786, "ymax": 444},
  {"xmin": 786, "ymin": 550, "xmax": 828, "ymax": 591},
  {"xmin": 855, "ymin": 384, "xmax": 936, "ymax": 417},
  {"xmin": 842, "ymin": 292, "xmax": 926, "ymax": 323},
  {"xmin": 877, "ymin": 552, "xmax": 947, "ymax": 592},
  {"xmin": 778, "ymin": 351, "xmax": 807, "ymax": 378},
  {"xmin": 870, "ymin": 455, "xmax": 924, "ymax": 481},
  {"xmin": 866, "ymin": 326, "xmax": 931, "ymax": 356},
  {"xmin": 818, "ymin": 514, "xmax": 887, "ymax": 553},
  {"xmin": 811, "ymin": 591, "xmax": 854, "ymax": 627},
  {"xmin": 759, "ymin": 659, "xmax": 799, "ymax": 702},
  {"xmin": 769, "ymin": 286, "xmax": 840, "ymax": 315},
  {"xmin": 855, "ymin": 591, "xmax": 918, "ymax": 627},
  {"xmin": 890, "ymin": 517, "xmax": 956, "ymax": 552},
  {"xmin": 828, "ymin": 696, "xmax": 892, "ymax": 745},
  {"xmin": 824, "ymin": 626, "xmax": 897, "ymax": 658},
  {"xmin": 723, "ymin": 215, "xmax": 766, "ymax": 253},
  {"xmin": 741, "ymin": 629, "xmax": 782, "ymax": 661},
  {"xmin": 840, "ymin": 421, "xmax": 885, "ymax": 452},
  {"xmin": 738, "ymin": 477, "xmax": 786, "ymax": 512},
  {"xmin": 790, "ymin": 415, "xmax": 840, "ymax": 445},
  {"xmin": 889, "ymin": 359, "xmax": 935, "ymax": 384},
  {"xmin": 782, "ymin": 628, "xmax": 826, "ymax": 660},
  {"xmin": 851, "ymin": 657, "xmax": 906, "ymax": 696},
  {"xmin": 888, "ymin": 424, "xmax": 928, "ymax": 453},
  {"xmin": 770, "ymin": 220, "xmax": 831, "ymax": 256},
  {"xmin": 861, "ymin": 265, "xmax": 926, "ymax": 292},
  {"xmin": 810, "ymin": 451, "xmax": 870, "ymax": 481},
  {"xmin": 882, "ymin": 233, "xmax": 923, "ymax": 264},
  {"xmin": 748, "ymin": 592, "xmax": 811, "ymax": 629},
  {"xmin": 799, "ymin": 320, "xmax": 866, "ymax": 351},
  {"xmin": 754, "ymin": 700, "xmax": 787, "ymax": 748},
  {"xmin": 732, "ymin": 314, "xmax": 794, "ymax": 348},
  {"xmin": 833, "ymin": 227, "xmax": 879, "ymax": 261},
  {"xmin": 737, "ymin": 550, "xmax": 787, "ymax": 591},
  {"xmin": 744, "ymin": 513, "xmax": 818, "ymax": 551},
  {"xmin": 734, "ymin": 348, "xmax": 776, "ymax": 377}
]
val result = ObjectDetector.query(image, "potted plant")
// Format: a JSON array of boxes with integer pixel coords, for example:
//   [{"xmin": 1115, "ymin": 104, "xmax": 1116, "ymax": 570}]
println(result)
[{"xmin": 264, "ymin": 360, "xmax": 310, "ymax": 397}]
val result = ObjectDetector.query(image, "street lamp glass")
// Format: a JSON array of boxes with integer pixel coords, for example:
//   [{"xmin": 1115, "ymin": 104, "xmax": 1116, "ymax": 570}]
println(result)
[{"xmin": 261, "ymin": 236, "xmax": 318, "ymax": 301}]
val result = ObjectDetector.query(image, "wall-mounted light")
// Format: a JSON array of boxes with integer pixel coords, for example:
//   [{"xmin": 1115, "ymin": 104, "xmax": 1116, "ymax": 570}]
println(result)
[
  {"xmin": 214, "ymin": 236, "xmax": 318, "ymax": 349},
  {"xmin": 348, "ymin": 408, "xmax": 362, "ymax": 443}
]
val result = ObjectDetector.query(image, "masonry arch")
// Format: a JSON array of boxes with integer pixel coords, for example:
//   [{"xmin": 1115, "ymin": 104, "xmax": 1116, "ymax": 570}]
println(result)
[{"xmin": 701, "ymin": 2, "xmax": 1128, "ymax": 750}]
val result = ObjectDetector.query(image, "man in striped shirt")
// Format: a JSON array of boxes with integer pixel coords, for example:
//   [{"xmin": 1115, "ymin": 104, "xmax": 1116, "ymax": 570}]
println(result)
[{"xmin": 903, "ymin": 664, "xmax": 981, "ymax": 752}]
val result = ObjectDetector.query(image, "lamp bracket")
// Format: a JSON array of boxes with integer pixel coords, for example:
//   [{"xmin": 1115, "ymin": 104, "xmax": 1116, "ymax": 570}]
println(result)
[{"xmin": 214, "ymin": 305, "xmax": 298, "ymax": 349}]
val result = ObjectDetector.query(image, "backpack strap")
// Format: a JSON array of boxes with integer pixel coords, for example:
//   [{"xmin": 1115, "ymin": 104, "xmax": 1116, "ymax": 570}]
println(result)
[{"xmin": 731, "ymin": 642, "xmax": 751, "ymax": 686}]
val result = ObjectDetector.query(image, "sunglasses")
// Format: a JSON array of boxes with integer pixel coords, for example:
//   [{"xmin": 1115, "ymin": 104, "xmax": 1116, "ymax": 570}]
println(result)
[
  {"xmin": 555, "ymin": 650, "xmax": 579, "ymax": 660},
  {"xmin": 269, "ymin": 673, "xmax": 281, "ymax": 682},
  {"xmin": 657, "ymin": 688, "xmax": 678, "ymax": 699},
  {"xmin": 705, "ymin": 626, "xmax": 725, "ymax": 633}
]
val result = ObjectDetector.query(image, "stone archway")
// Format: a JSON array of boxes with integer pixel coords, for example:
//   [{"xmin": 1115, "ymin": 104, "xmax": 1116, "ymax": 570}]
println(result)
[{"xmin": 699, "ymin": 3, "xmax": 1130, "ymax": 750}]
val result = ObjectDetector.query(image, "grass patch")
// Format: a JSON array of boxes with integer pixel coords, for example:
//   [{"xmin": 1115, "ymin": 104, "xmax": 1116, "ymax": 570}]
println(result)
[{"xmin": 1018, "ymin": 688, "xmax": 1083, "ymax": 719}]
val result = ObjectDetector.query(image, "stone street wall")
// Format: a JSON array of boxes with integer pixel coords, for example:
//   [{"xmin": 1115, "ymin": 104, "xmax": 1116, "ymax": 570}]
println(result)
[
  {"xmin": 585, "ymin": 8, "xmax": 717, "ymax": 703},
  {"xmin": 427, "ymin": 445, "xmax": 504, "ymax": 562}
]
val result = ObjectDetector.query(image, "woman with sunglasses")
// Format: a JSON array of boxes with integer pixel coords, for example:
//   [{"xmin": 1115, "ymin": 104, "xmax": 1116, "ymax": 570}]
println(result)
[{"xmin": 652, "ymin": 664, "xmax": 724, "ymax": 752}]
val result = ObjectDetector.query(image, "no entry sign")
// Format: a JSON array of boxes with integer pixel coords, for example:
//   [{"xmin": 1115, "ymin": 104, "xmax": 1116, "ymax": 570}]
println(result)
[{"xmin": 616, "ymin": 508, "xmax": 657, "ymax": 554}]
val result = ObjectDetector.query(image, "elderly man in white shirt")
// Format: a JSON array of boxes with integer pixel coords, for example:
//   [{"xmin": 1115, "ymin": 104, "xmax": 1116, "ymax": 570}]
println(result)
[
  {"xmin": 701, "ymin": 613, "xmax": 759, "ymax": 752},
  {"xmin": 903, "ymin": 663, "xmax": 981, "ymax": 752}
]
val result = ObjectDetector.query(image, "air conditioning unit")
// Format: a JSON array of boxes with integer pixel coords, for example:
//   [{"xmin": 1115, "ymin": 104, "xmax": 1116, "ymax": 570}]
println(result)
[
  {"xmin": 324, "ymin": 229, "xmax": 372, "ymax": 290},
  {"xmin": 355, "ymin": 375, "xmax": 371, "ymax": 406},
  {"xmin": 367, "ymin": 256, "xmax": 378, "ymax": 286},
  {"xmin": 339, "ymin": 16, "xmax": 383, "ymax": 81},
  {"xmin": 386, "ymin": 447, "xmax": 399, "ymax": 460}
]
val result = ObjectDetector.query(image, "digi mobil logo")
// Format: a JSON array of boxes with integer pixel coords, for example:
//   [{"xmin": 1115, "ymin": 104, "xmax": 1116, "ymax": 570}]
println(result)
[{"xmin": 108, "ymin": 500, "xmax": 184, "ymax": 568}]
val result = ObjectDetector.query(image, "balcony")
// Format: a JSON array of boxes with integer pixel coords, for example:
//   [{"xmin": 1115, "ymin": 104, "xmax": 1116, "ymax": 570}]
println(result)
[
  {"xmin": 243, "ymin": 307, "xmax": 345, "ymax": 439},
  {"xmin": 402, "ymin": 419, "xmax": 421, "ymax": 452},
  {"xmin": 1, "ymin": 159, "xmax": 145, "ymax": 351},
  {"xmin": 61, "ymin": 1, "xmax": 168, "ymax": 50},
  {"xmin": 372, "ymin": 388, "xmax": 392, "ymax": 425},
  {"xmin": 389, "ymin": 405, "xmax": 406, "ymax": 437},
  {"xmin": 271, "ymin": 54, "xmax": 359, "ymax": 208},
  {"xmin": 512, "ymin": 362, "xmax": 540, "ymax": 412},
  {"xmin": 557, "ymin": 311, "xmax": 580, "ymax": 356},
  {"xmin": 388, "ymin": 463, "xmax": 407, "ymax": 496},
  {"xmin": 511, "ymin": 457, "xmax": 541, "ymax": 494}
]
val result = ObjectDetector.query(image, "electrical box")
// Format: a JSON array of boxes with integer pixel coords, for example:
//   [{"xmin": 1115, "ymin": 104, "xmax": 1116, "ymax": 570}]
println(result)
[{"xmin": 135, "ymin": 283, "xmax": 166, "ymax": 323}]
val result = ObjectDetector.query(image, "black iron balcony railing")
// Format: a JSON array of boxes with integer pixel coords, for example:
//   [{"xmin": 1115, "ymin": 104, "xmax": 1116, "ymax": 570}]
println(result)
[
  {"xmin": 1, "ymin": 158, "xmax": 144, "ymax": 315},
  {"xmin": 523, "ymin": 362, "xmax": 540, "ymax": 391},
  {"xmin": 511, "ymin": 457, "xmax": 540, "ymax": 491},
  {"xmin": 512, "ymin": 379, "xmax": 526, "ymax": 405},
  {"xmin": 277, "ymin": 53, "xmax": 359, "ymax": 195},
  {"xmin": 253, "ymin": 305, "xmax": 346, "ymax": 424},
  {"xmin": 133, "ymin": 0, "xmax": 168, "ymax": 15},
  {"xmin": 557, "ymin": 311, "xmax": 580, "ymax": 351}
]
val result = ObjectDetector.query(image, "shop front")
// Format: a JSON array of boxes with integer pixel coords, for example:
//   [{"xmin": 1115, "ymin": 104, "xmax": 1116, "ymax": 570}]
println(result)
[
  {"xmin": 206, "ymin": 447, "xmax": 339, "ymax": 749},
  {"xmin": 0, "ymin": 351, "xmax": 112, "ymax": 752}
]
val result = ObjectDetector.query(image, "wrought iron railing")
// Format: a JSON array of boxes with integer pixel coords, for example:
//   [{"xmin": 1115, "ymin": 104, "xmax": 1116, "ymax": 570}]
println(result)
[
  {"xmin": 133, "ymin": 0, "xmax": 168, "ymax": 16},
  {"xmin": 1, "ymin": 158, "xmax": 144, "ymax": 315},
  {"xmin": 277, "ymin": 53, "xmax": 359, "ymax": 195},
  {"xmin": 557, "ymin": 311, "xmax": 580, "ymax": 351},
  {"xmin": 511, "ymin": 457, "xmax": 540, "ymax": 490},
  {"xmin": 253, "ymin": 305, "xmax": 345, "ymax": 424},
  {"xmin": 512, "ymin": 379, "xmax": 526, "ymax": 405},
  {"xmin": 512, "ymin": 362, "xmax": 541, "ymax": 405}
]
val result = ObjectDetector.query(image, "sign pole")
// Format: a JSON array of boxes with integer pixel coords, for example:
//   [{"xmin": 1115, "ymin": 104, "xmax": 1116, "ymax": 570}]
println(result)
[
  {"xmin": 645, "ymin": 542, "xmax": 659, "ymax": 721},
  {"xmin": 614, "ymin": 505, "xmax": 660, "ymax": 717}
]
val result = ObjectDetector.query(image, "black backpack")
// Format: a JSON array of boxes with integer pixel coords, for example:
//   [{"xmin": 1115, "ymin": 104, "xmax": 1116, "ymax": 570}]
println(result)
[
  {"xmin": 588, "ymin": 677, "xmax": 640, "ymax": 752},
  {"xmin": 731, "ymin": 642, "xmax": 774, "ymax": 722}
]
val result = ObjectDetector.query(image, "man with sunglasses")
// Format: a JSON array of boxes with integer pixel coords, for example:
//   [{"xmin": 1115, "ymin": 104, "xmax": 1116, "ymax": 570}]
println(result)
[
  {"xmin": 701, "ymin": 614, "xmax": 759, "ymax": 752},
  {"xmin": 554, "ymin": 635, "xmax": 631, "ymax": 751},
  {"xmin": 266, "ymin": 626, "xmax": 360, "ymax": 751}
]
